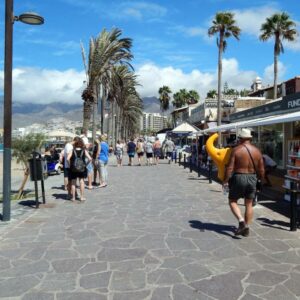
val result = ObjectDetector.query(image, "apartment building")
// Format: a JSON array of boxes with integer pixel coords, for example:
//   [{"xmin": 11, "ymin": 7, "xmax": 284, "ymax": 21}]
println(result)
[{"xmin": 140, "ymin": 113, "xmax": 168, "ymax": 133}]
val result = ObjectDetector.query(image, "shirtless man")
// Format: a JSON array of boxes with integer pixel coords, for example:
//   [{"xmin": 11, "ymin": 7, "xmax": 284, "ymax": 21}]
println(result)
[{"xmin": 223, "ymin": 128, "xmax": 264, "ymax": 237}]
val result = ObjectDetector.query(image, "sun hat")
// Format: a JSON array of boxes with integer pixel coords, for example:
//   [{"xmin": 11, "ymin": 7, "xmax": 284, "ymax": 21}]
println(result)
[{"xmin": 238, "ymin": 128, "xmax": 252, "ymax": 139}]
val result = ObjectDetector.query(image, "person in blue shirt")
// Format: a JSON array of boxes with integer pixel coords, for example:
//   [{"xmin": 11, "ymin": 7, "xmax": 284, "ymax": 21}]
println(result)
[{"xmin": 97, "ymin": 134, "xmax": 109, "ymax": 187}]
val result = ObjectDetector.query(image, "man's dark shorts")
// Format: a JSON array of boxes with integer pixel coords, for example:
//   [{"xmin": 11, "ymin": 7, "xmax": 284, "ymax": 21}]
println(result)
[
  {"xmin": 229, "ymin": 173, "xmax": 257, "ymax": 200},
  {"xmin": 64, "ymin": 168, "xmax": 71, "ymax": 180}
]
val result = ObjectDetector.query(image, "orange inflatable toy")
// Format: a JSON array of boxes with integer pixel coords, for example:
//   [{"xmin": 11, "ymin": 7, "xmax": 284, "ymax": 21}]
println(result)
[{"xmin": 205, "ymin": 133, "xmax": 231, "ymax": 181}]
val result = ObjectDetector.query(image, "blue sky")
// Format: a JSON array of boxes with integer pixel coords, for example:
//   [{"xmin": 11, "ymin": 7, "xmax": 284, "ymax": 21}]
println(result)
[{"xmin": 0, "ymin": 0, "xmax": 300, "ymax": 104}]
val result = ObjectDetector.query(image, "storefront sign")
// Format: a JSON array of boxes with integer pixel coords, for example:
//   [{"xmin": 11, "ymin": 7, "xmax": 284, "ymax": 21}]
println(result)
[{"xmin": 230, "ymin": 91, "xmax": 300, "ymax": 122}]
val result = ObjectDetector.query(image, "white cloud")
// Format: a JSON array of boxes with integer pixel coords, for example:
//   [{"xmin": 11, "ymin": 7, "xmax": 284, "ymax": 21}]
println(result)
[
  {"xmin": 0, "ymin": 67, "xmax": 86, "ymax": 104},
  {"xmin": 263, "ymin": 61, "xmax": 286, "ymax": 83},
  {"xmin": 233, "ymin": 5, "xmax": 279, "ymax": 37},
  {"xmin": 136, "ymin": 58, "xmax": 258, "ymax": 98},
  {"xmin": 0, "ymin": 59, "xmax": 281, "ymax": 105}
]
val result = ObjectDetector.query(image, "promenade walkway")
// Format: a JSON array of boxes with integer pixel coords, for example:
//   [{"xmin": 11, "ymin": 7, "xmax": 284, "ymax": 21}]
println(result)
[{"xmin": 0, "ymin": 158, "xmax": 299, "ymax": 299}]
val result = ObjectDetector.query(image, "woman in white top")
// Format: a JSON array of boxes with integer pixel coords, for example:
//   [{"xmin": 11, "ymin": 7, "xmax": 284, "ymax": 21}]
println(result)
[
  {"xmin": 136, "ymin": 138, "xmax": 145, "ymax": 166},
  {"xmin": 145, "ymin": 140, "xmax": 154, "ymax": 166},
  {"xmin": 115, "ymin": 140, "xmax": 124, "ymax": 167}
]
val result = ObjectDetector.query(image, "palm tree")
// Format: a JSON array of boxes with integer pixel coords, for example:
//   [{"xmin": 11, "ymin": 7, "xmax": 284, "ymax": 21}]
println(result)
[
  {"xmin": 208, "ymin": 12, "xmax": 241, "ymax": 133},
  {"xmin": 260, "ymin": 12, "xmax": 297, "ymax": 99},
  {"xmin": 206, "ymin": 89, "xmax": 217, "ymax": 98},
  {"xmin": 81, "ymin": 28, "xmax": 133, "ymax": 137},
  {"xmin": 172, "ymin": 89, "xmax": 188, "ymax": 108},
  {"xmin": 187, "ymin": 90, "xmax": 200, "ymax": 105},
  {"xmin": 158, "ymin": 86, "xmax": 172, "ymax": 115}
]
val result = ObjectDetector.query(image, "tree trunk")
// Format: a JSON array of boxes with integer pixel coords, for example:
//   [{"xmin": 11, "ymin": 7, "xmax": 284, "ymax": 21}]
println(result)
[
  {"xmin": 83, "ymin": 101, "xmax": 92, "ymax": 131},
  {"xmin": 100, "ymin": 86, "xmax": 106, "ymax": 134},
  {"xmin": 17, "ymin": 168, "xmax": 29, "ymax": 200},
  {"xmin": 217, "ymin": 32, "xmax": 224, "ymax": 146},
  {"xmin": 273, "ymin": 43, "xmax": 278, "ymax": 100}
]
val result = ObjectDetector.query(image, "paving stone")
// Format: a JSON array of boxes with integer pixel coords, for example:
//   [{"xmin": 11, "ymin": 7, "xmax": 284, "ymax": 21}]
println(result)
[
  {"xmin": 240, "ymin": 294, "xmax": 262, "ymax": 300},
  {"xmin": 56, "ymin": 292, "xmax": 107, "ymax": 300},
  {"xmin": 160, "ymin": 257, "xmax": 192, "ymax": 269},
  {"xmin": 151, "ymin": 287, "xmax": 171, "ymax": 300},
  {"xmin": 244, "ymin": 284, "xmax": 272, "ymax": 296},
  {"xmin": 246, "ymin": 270, "xmax": 288, "ymax": 286},
  {"xmin": 80, "ymin": 271, "xmax": 112, "ymax": 289},
  {"xmin": 68, "ymin": 229, "xmax": 98, "ymax": 240},
  {"xmin": 51, "ymin": 258, "xmax": 89, "ymax": 273},
  {"xmin": 22, "ymin": 292, "xmax": 55, "ymax": 300},
  {"xmin": 79, "ymin": 262, "xmax": 107, "ymax": 275},
  {"xmin": 0, "ymin": 275, "xmax": 39, "ymax": 297},
  {"xmin": 110, "ymin": 270, "xmax": 145, "ymax": 291},
  {"xmin": 39, "ymin": 273, "xmax": 77, "ymax": 291},
  {"xmin": 112, "ymin": 290, "xmax": 151, "ymax": 300},
  {"xmin": 166, "ymin": 237, "xmax": 197, "ymax": 250},
  {"xmin": 101, "ymin": 236, "xmax": 137, "ymax": 248},
  {"xmin": 131, "ymin": 234, "xmax": 166, "ymax": 249},
  {"xmin": 110, "ymin": 259, "xmax": 145, "ymax": 272},
  {"xmin": 44, "ymin": 249, "xmax": 78, "ymax": 260},
  {"xmin": 284, "ymin": 272, "xmax": 300, "ymax": 296},
  {"xmin": 0, "ymin": 260, "xmax": 49, "ymax": 278},
  {"xmin": 263, "ymin": 284, "xmax": 298, "ymax": 300},
  {"xmin": 0, "ymin": 257, "xmax": 11, "ymax": 270},
  {"xmin": 172, "ymin": 284, "xmax": 212, "ymax": 300},
  {"xmin": 179, "ymin": 263, "xmax": 212, "ymax": 282},
  {"xmin": 190, "ymin": 271, "xmax": 246, "ymax": 299},
  {"xmin": 97, "ymin": 248, "xmax": 147, "ymax": 262},
  {"xmin": 258, "ymin": 239, "xmax": 291, "ymax": 252}
]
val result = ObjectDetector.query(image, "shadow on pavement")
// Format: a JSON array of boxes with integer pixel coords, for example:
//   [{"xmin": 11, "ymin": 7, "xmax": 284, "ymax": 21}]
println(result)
[
  {"xmin": 189, "ymin": 220, "xmax": 238, "ymax": 238},
  {"xmin": 51, "ymin": 185, "xmax": 65, "ymax": 191},
  {"xmin": 52, "ymin": 193, "xmax": 69, "ymax": 201},
  {"xmin": 18, "ymin": 200, "xmax": 40, "ymax": 208},
  {"xmin": 256, "ymin": 217, "xmax": 290, "ymax": 231}
]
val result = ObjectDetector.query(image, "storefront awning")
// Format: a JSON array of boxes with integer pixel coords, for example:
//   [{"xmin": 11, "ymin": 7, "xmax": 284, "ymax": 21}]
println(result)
[{"xmin": 199, "ymin": 110, "xmax": 300, "ymax": 135}]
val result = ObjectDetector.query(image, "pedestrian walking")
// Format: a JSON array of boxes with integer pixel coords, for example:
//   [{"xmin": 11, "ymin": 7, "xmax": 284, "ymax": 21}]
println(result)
[
  {"xmin": 145, "ymin": 139, "xmax": 154, "ymax": 166},
  {"xmin": 60, "ymin": 141, "xmax": 73, "ymax": 196},
  {"xmin": 136, "ymin": 138, "xmax": 145, "ymax": 166},
  {"xmin": 97, "ymin": 134, "xmax": 109, "ymax": 188},
  {"xmin": 67, "ymin": 136, "xmax": 92, "ymax": 202},
  {"xmin": 80, "ymin": 129, "xmax": 93, "ymax": 190},
  {"xmin": 92, "ymin": 137, "xmax": 100, "ymax": 186},
  {"xmin": 115, "ymin": 140, "xmax": 125, "ymax": 167},
  {"xmin": 127, "ymin": 137, "xmax": 136, "ymax": 166},
  {"xmin": 153, "ymin": 137, "xmax": 162, "ymax": 165},
  {"xmin": 163, "ymin": 137, "xmax": 175, "ymax": 164},
  {"xmin": 223, "ymin": 128, "xmax": 265, "ymax": 237}
]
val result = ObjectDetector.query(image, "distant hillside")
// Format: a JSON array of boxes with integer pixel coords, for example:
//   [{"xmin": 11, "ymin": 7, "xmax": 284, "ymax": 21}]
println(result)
[{"xmin": 0, "ymin": 96, "xmax": 169, "ymax": 128}]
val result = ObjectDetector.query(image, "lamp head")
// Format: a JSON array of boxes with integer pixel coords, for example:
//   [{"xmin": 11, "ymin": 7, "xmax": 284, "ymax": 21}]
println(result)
[{"xmin": 17, "ymin": 12, "xmax": 44, "ymax": 25}]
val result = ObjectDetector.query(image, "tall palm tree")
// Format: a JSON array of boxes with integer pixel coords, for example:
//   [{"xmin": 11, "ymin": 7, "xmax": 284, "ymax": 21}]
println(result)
[
  {"xmin": 81, "ymin": 28, "xmax": 133, "ymax": 136},
  {"xmin": 158, "ymin": 86, "xmax": 172, "ymax": 115},
  {"xmin": 208, "ymin": 12, "xmax": 241, "ymax": 133},
  {"xmin": 172, "ymin": 89, "xmax": 188, "ymax": 108},
  {"xmin": 187, "ymin": 90, "xmax": 200, "ymax": 105},
  {"xmin": 260, "ymin": 12, "xmax": 297, "ymax": 99}
]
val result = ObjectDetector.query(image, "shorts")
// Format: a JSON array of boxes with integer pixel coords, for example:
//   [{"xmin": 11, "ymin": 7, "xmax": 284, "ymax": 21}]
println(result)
[
  {"xmin": 86, "ymin": 162, "xmax": 93, "ymax": 174},
  {"xmin": 115, "ymin": 152, "xmax": 122, "ymax": 160},
  {"xmin": 128, "ymin": 152, "xmax": 135, "ymax": 158},
  {"xmin": 69, "ymin": 170, "xmax": 87, "ymax": 180},
  {"xmin": 137, "ymin": 152, "xmax": 144, "ymax": 157},
  {"xmin": 64, "ymin": 167, "xmax": 70, "ymax": 178},
  {"xmin": 166, "ymin": 152, "xmax": 172, "ymax": 158},
  {"xmin": 146, "ymin": 153, "xmax": 153, "ymax": 158},
  {"xmin": 154, "ymin": 149, "xmax": 161, "ymax": 157},
  {"xmin": 229, "ymin": 173, "xmax": 257, "ymax": 200}
]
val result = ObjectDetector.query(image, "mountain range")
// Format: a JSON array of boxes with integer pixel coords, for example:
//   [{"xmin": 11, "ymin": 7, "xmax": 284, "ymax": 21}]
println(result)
[{"xmin": 0, "ymin": 96, "xmax": 165, "ymax": 128}]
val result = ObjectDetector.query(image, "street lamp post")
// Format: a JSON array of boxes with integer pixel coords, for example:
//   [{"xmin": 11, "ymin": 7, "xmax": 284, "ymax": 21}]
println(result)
[{"xmin": 2, "ymin": 0, "xmax": 44, "ymax": 221}]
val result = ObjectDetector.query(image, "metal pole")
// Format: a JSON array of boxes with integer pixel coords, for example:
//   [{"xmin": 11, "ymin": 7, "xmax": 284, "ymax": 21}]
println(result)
[
  {"xmin": 208, "ymin": 157, "xmax": 212, "ymax": 184},
  {"xmin": 198, "ymin": 159, "xmax": 201, "ymax": 178},
  {"xmin": 290, "ymin": 190, "xmax": 297, "ymax": 231},
  {"xmin": 184, "ymin": 154, "xmax": 186, "ymax": 169},
  {"xmin": 2, "ymin": 0, "xmax": 13, "ymax": 221},
  {"xmin": 189, "ymin": 156, "xmax": 192, "ymax": 173},
  {"xmin": 32, "ymin": 152, "xmax": 39, "ymax": 208}
]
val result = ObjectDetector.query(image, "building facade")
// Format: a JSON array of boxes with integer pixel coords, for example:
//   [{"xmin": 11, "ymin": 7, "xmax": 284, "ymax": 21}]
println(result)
[{"xmin": 140, "ymin": 113, "xmax": 168, "ymax": 133}]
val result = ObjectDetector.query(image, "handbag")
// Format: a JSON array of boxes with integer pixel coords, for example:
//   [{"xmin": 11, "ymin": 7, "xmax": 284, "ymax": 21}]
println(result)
[{"xmin": 243, "ymin": 145, "xmax": 262, "ymax": 192}]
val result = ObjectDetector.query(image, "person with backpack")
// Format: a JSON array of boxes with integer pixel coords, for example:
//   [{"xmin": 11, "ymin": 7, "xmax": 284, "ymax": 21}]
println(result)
[{"xmin": 67, "ymin": 136, "xmax": 92, "ymax": 202}]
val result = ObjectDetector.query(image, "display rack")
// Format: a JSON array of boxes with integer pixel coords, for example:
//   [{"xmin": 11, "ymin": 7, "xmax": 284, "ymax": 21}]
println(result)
[{"xmin": 284, "ymin": 139, "xmax": 300, "ymax": 201}]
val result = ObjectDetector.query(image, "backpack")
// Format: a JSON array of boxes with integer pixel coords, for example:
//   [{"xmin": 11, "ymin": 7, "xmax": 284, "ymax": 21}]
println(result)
[{"xmin": 71, "ymin": 150, "xmax": 86, "ymax": 173}]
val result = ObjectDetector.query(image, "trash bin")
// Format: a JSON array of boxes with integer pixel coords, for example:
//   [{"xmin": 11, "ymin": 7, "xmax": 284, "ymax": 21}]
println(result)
[{"xmin": 28, "ymin": 152, "xmax": 46, "ymax": 181}]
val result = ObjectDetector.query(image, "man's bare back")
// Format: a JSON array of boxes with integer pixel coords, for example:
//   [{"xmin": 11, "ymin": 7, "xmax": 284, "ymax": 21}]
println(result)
[{"xmin": 224, "ymin": 141, "xmax": 265, "ymax": 182}]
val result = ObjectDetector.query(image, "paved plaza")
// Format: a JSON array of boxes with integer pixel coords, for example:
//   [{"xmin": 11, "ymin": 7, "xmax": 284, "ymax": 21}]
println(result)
[{"xmin": 0, "ymin": 158, "xmax": 300, "ymax": 299}]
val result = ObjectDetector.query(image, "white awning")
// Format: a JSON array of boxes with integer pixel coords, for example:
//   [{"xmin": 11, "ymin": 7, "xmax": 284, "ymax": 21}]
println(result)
[
  {"xmin": 172, "ymin": 122, "xmax": 200, "ymax": 133},
  {"xmin": 199, "ymin": 110, "xmax": 300, "ymax": 134}
]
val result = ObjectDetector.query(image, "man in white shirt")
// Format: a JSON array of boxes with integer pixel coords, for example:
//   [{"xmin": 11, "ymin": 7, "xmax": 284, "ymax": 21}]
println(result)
[
  {"xmin": 81, "ymin": 129, "xmax": 93, "ymax": 189},
  {"xmin": 60, "ymin": 140, "xmax": 74, "ymax": 199}
]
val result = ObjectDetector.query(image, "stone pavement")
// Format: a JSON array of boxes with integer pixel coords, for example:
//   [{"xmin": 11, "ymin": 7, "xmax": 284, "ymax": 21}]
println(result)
[{"xmin": 0, "ymin": 158, "xmax": 300, "ymax": 299}]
